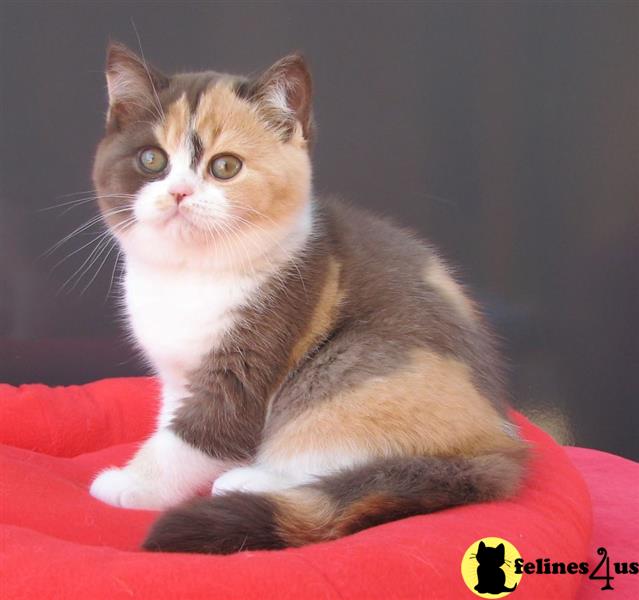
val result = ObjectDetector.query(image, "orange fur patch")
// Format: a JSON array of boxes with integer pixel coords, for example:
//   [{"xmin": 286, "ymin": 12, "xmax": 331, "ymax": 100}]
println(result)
[
  {"xmin": 155, "ymin": 94, "xmax": 190, "ymax": 154},
  {"xmin": 272, "ymin": 489, "xmax": 401, "ymax": 545},
  {"xmin": 262, "ymin": 349, "xmax": 522, "ymax": 464},
  {"xmin": 271, "ymin": 488, "xmax": 336, "ymax": 546},
  {"xmin": 289, "ymin": 257, "xmax": 343, "ymax": 367}
]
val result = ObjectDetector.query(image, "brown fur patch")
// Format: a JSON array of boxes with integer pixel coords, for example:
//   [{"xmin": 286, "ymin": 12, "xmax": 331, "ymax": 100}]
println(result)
[
  {"xmin": 144, "ymin": 492, "xmax": 286, "ymax": 554},
  {"xmin": 170, "ymin": 233, "xmax": 333, "ymax": 461},
  {"xmin": 334, "ymin": 493, "xmax": 420, "ymax": 535},
  {"xmin": 289, "ymin": 257, "xmax": 343, "ymax": 367},
  {"xmin": 261, "ymin": 348, "xmax": 522, "ymax": 467}
]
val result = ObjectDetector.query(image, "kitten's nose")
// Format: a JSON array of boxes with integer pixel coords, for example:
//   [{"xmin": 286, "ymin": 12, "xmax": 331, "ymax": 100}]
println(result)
[{"xmin": 169, "ymin": 184, "xmax": 194, "ymax": 204}]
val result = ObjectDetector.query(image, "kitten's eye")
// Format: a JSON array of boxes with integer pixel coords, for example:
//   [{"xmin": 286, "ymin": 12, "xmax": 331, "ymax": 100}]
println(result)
[
  {"xmin": 209, "ymin": 154, "xmax": 242, "ymax": 180},
  {"xmin": 138, "ymin": 147, "xmax": 168, "ymax": 174}
]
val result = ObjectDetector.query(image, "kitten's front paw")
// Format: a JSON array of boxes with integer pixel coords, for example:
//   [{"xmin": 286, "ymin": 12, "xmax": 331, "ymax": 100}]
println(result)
[{"xmin": 90, "ymin": 468, "xmax": 164, "ymax": 510}]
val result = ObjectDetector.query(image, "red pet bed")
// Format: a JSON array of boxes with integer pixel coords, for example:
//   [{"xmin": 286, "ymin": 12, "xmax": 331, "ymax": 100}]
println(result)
[{"xmin": 0, "ymin": 377, "xmax": 634, "ymax": 599}]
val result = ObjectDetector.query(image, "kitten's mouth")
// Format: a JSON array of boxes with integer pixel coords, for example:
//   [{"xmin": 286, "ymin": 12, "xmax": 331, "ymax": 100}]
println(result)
[
  {"xmin": 155, "ymin": 204, "xmax": 226, "ymax": 240},
  {"xmin": 162, "ymin": 207, "xmax": 199, "ymax": 230},
  {"xmin": 156, "ymin": 203, "xmax": 195, "ymax": 225}
]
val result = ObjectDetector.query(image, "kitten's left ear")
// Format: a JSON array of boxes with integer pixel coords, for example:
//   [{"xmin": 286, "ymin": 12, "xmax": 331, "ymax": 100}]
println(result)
[
  {"xmin": 244, "ymin": 53, "xmax": 314, "ymax": 142},
  {"xmin": 105, "ymin": 41, "xmax": 169, "ymax": 129}
]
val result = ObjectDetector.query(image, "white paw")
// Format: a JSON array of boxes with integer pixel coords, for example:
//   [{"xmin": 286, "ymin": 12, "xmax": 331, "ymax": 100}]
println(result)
[
  {"xmin": 213, "ymin": 467, "xmax": 292, "ymax": 496},
  {"xmin": 90, "ymin": 467, "xmax": 165, "ymax": 510}
]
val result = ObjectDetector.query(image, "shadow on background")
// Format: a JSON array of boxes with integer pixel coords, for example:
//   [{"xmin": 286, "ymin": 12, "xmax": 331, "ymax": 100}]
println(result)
[{"xmin": 1, "ymin": 1, "xmax": 637, "ymax": 459}]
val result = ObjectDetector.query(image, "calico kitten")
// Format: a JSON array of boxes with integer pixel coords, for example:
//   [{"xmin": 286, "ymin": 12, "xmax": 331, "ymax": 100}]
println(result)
[{"xmin": 89, "ymin": 42, "xmax": 527, "ymax": 554}]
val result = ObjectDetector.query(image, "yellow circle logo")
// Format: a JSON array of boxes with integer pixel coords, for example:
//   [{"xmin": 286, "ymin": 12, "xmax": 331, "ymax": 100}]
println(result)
[{"xmin": 461, "ymin": 537, "xmax": 523, "ymax": 597}]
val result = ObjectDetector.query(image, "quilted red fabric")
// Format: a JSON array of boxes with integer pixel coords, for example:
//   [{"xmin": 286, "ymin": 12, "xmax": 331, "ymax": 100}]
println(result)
[
  {"xmin": 566, "ymin": 447, "xmax": 639, "ymax": 599},
  {"xmin": 0, "ymin": 377, "xmax": 603, "ymax": 599}
]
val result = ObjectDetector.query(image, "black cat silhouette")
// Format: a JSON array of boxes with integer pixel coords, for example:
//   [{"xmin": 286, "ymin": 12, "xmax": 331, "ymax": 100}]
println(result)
[{"xmin": 474, "ymin": 541, "xmax": 517, "ymax": 594}]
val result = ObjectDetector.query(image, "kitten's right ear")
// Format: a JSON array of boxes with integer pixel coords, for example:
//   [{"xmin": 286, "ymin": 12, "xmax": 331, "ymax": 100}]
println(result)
[
  {"xmin": 105, "ymin": 41, "xmax": 168, "ymax": 128},
  {"xmin": 239, "ymin": 53, "xmax": 314, "ymax": 143}
]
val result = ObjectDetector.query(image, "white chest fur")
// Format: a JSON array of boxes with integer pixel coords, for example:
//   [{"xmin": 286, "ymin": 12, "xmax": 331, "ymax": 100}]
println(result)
[{"xmin": 124, "ymin": 260, "xmax": 263, "ymax": 389}]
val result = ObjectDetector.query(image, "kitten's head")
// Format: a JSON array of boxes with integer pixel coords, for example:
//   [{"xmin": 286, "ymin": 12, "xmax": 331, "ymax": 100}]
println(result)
[
  {"xmin": 93, "ymin": 42, "xmax": 313, "ymax": 269},
  {"xmin": 476, "ymin": 541, "xmax": 506, "ymax": 566}
]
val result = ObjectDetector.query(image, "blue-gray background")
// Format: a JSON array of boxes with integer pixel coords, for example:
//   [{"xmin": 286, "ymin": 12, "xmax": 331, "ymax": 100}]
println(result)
[{"xmin": 1, "ymin": 1, "xmax": 637, "ymax": 459}]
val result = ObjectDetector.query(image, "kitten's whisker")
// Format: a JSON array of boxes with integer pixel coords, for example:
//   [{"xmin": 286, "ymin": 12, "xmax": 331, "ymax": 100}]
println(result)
[
  {"xmin": 62, "ymin": 218, "xmax": 132, "ymax": 295},
  {"xmin": 53, "ymin": 212, "xmax": 134, "ymax": 266},
  {"xmin": 55, "ymin": 189, "xmax": 100, "ymax": 199},
  {"xmin": 106, "ymin": 248, "xmax": 124, "ymax": 303},
  {"xmin": 52, "ymin": 228, "xmax": 114, "ymax": 269},
  {"xmin": 221, "ymin": 215, "xmax": 283, "ymax": 275},
  {"xmin": 54, "ymin": 215, "xmax": 134, "ymax": 295},
  {"xmin": 131, "ymin": 19, "xmax": 166, "ymax": 123},
  {"xmin": 211, "ymin": 219, "xmax": 248, "ymax": 278},
  {"xmin": 38, "ymin": 197, "xmax": 96, "ymax": 213},
  {"xmin": 224, "ymin": 211, "xmax": 307, "ymax": 296},
  {"xmin": 58, "ymin": 236, "xmax": 112, "ymax": 295},
  {"xmin": 71, "ymin": 237, "xmax": 113, "ymax": 293},
  {"xmin": 223, "ymin": 218, "xmax": 289, "ymax": 293},
  {"xmin": 117, "ymin": 99, "xmax": 162, "ymax": 124},
  {"xmin": 81, "ymin": 238, "xmax": 118, "ymax": 295},
  {"xmin": 224, "ymin": 223, "xmax": 258, "ymax": 279},
  {"xmin": 41, "ymin": 206, "xmax": 133, "ymax": 260},
  {"xmin": 206, "ymin": 222, "xmax": 236, "ymax": 278},
  {"xmin": 53, "ymin": 189, "xmax": 135, "ymax": 199},
  {"xmin": 42, "ymin": 214, "xmax": 106, "ymax": 257},
  {"xmin": 40, "ymin": 193, "xmax": 137, "ymax": 212}
]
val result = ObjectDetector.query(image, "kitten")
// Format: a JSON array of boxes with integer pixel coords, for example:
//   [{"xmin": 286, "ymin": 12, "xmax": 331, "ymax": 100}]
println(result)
[{"xmin": 89, "ymin": 42, "xmax": 527, "ymax": 554}]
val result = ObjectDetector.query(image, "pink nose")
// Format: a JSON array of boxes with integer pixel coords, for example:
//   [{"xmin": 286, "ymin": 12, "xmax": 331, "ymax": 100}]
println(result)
[{"xmin": 169, "ymin": 184, "xmax": 194, "ymax": 204}]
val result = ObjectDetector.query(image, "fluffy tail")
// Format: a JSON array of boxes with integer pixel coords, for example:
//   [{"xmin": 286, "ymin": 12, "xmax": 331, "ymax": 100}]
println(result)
[{"xmin": 143, "ymin": 450, "xmax": 526, "ymax": 555}]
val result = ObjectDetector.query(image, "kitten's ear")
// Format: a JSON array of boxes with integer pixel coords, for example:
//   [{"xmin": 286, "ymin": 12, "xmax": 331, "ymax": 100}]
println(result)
[
  {"xmin": 245, "ymin": 53, "xmax": 314, "ymax": 142},
  {"xmin": 497, "ymin": 543, "xmax": 505, "ymax": 557},
  {"xmin": 478, "ymin": 541, "xmax": 486, "ymax": 551},
  {"xmin": 104, "ymin": 41, "xmax": 168, "ymax": 128}
]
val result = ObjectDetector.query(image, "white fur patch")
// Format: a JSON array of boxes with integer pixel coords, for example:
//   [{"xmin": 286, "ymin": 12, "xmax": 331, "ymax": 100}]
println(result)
[
  {"xmin": 123, "ymin": 200, "xmax": 313, "ymax": 400},
  {"xmin": 125, "ymin": 260, "xmax": 264, "ymax": 391},
  {"xmin": 213, "ymin": 466, "xmax": 295, "ymax": 495},
  {"xmin": 254, "ymin": 447, "xmax": 368, "ymax": 490},
  {"xmin": 212, "ymin": 447, "xmax": 368, "ymax": 495},
  {"xmin": 90, "ymin": 429, "xmax": 227, "ymax": 510}
]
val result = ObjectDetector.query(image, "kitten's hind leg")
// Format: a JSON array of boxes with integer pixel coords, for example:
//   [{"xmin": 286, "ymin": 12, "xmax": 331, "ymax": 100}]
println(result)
[{"xmin": 90, "ymin": 429, "xmax": 227, "ymax": 510}]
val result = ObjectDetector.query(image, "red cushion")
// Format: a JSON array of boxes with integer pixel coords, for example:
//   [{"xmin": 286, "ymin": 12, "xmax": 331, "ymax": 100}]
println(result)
[
  {"xmin": 568, "ymin": 448, "xmax": 639, "ymax": 599},
  {"xmin": 1, "ymin": 378, "xmax": 593, "ymax": 599}
]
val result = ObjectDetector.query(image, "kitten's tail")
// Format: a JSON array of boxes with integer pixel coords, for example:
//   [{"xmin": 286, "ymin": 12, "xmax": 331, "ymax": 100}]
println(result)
[{"xmin": 143, "ymin": 448, "xmax": 526, "ymax": 555}]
